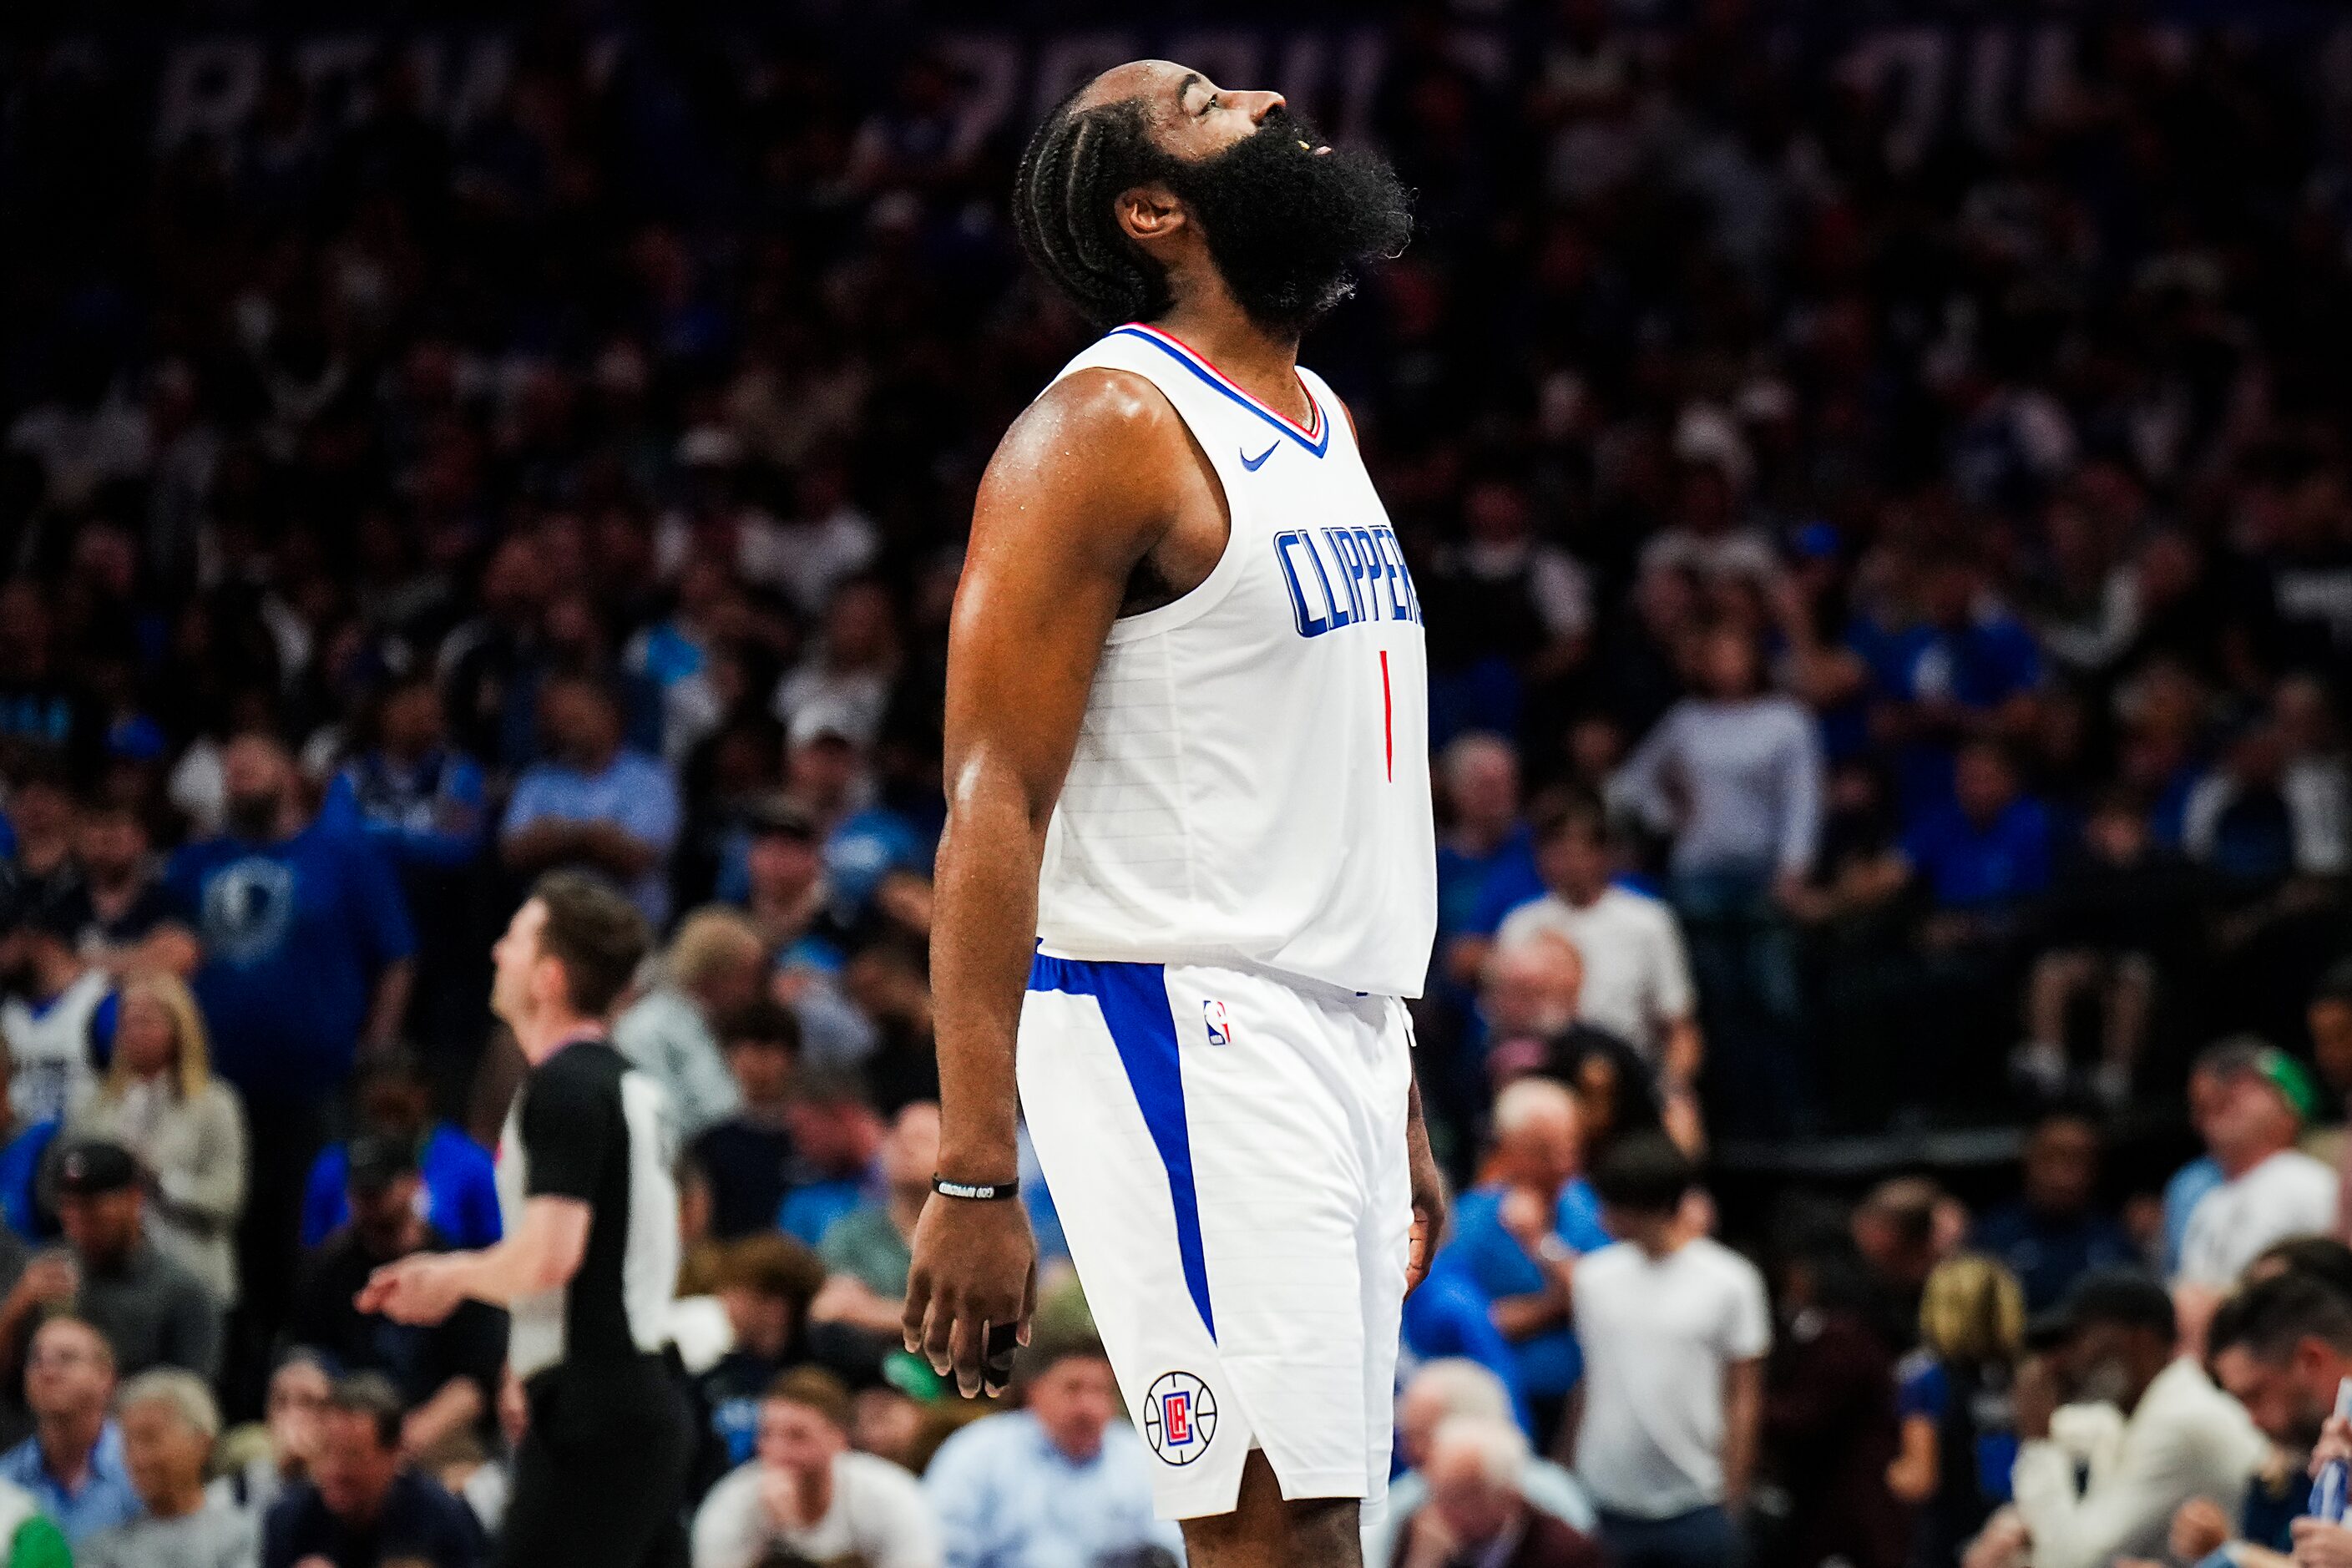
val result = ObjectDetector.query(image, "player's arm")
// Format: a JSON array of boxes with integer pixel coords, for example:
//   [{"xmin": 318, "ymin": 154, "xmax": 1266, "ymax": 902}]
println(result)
[{"xmin": 908, "ymin": 370, "xmax": 1191, "ymax": 1399}]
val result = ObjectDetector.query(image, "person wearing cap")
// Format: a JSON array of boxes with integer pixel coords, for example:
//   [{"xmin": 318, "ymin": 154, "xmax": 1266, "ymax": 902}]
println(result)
[
  {"xmin": 300, "ymin": 1047, "xmax": 501, "ymax": 1253},
  {"xmin": 726, "ymin": 797, "xmax": 874, "ymax": 1070},
  {"xmin": 2175, "ymin": 1039, "xmax": 2339, "ymax": 1346},
  {"xmin": 500, "ymin": 674, "xmax": 682, "ymax": 927},
  {"xmin": 775, "ymin": 700, "xmax": 928, "ymax": 933},
  {"xmin": 48, "ymin": 1138, "xmax": 220, "ymax": 1382},
  {"xmin": 286, "ymin": 1133, "xmax": 507, "ymax": 1459},
  {"xmin": 64, "ymin": 970, "xmax": 246, "ymax": 1304},
  {"xmin": 1989, "ymin": 1269, "xmax": 2263, "ymax": 1568}
]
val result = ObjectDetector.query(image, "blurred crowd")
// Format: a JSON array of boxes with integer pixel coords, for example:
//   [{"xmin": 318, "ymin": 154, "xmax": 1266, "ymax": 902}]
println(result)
[{"xmin": 1, "ymin": 0, "xmax": 2352, "ymax": 1564}]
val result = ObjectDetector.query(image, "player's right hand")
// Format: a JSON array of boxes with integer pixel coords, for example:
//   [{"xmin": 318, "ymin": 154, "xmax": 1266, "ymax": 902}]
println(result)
[{"xmin": 903, "ymin": 1193, "xmax": 1037, "ymax": 1399}]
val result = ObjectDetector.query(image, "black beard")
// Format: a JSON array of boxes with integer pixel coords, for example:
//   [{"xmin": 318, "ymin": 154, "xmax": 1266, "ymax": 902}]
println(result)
[{"xmin": 1161, "ymin": 109, "xmax": 1412, "ymax": 337}]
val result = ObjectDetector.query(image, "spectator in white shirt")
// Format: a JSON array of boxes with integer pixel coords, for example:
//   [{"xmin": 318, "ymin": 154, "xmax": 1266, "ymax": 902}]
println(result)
[
  {"xmin": 1495, "ymin": 797, "xmax": 1702, "ymax": 1100},
  {"xmin": 2172, "ymin": 1039, "xmax": 2339, "ymax": 1348},
  {"xmin": 1571, "ymin": 1134, "xmax": 1768, "ymax": 1568},
  {"xmin": 1609, "ymin": 622, "xmax": 1822, "ymax": 1137},
  {"xmin": 1979, "ymin": 1270, "xmax": 2263, "ymax": 1568},
  {"xmin": 690, "ymin": 1367, "xmax": 939, "ymax": 1568}
]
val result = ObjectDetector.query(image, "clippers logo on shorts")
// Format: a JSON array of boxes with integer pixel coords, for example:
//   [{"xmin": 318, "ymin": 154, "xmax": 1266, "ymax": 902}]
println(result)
[
  {"xmin": 1141, "ymin": 1371, "xmax": 1217, "ymax": 1465},
  {"xmin": 1202, "ymin": 999, "xmax": 1232, "ymax": 1047}
]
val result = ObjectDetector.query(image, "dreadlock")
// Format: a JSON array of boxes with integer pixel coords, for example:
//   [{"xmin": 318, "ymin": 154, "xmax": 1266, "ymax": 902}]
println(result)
[{"xmin": 1013, "ymin": 89, "xmax": 1177, "ymax": 326}]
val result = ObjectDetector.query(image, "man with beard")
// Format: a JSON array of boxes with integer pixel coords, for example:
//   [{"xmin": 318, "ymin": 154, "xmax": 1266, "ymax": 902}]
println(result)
[
  {"xmin": 905, "ymin": 60, "xmax": 1440, "ymax": 1565},
  {"xmin": 164, "ymin": 731, "xmax": 415, "ymax": 1371},
  {"xmin": 1980, "ymin": 1270, "xmax": 2263, "ymax": 1568},
  {"xmin": 2206, "ymin": 1273, "xmax": 2352, "ymax": 1564}
]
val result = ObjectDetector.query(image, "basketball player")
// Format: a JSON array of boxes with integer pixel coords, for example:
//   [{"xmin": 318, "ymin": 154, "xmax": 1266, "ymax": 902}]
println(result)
[
  {"xmin": 903, "ymin": 60, "xmax": 1442, "ymax": 1567},
  {"xmin": 361, "ymin": 872, "xmax": 690, "ymax": 1568}
]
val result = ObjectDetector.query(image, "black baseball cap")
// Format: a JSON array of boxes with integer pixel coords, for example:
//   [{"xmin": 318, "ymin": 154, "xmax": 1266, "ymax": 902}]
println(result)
[
  {"xmin": 346, "ymin": 1134, "xmax": 420, "ymax": 1198},
  {"xmin": 53, "ymin": 1139, "xmax": 138, "ymax": 1198}
]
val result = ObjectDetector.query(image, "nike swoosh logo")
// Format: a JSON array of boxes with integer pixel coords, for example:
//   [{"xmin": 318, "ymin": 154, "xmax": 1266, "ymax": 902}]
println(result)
[{"xmin": 1240, "ymin": 441, "xmax": 1279, "ymax": 472}]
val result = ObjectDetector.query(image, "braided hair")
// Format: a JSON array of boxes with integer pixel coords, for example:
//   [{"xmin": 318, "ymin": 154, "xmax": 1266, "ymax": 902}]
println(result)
[{"xmin": 1013, "ymin": 88, "xmax": 1178, "ymax": 326}]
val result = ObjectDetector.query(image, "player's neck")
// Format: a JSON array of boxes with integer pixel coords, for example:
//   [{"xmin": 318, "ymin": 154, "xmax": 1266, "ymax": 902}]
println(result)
[
  {"xmin": 517, "ymin": 1010, "xmax": 604, "ymax": 1064},
  {"xmin": 1146, "ymin": 303, "xmax": 1309, "ymax": 425}
]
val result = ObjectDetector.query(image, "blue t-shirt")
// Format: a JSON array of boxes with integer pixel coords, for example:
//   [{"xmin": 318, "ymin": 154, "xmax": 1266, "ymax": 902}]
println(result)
[
  {"xmin": 1874, "ymin": 613, "xmax": 2043, "ymax": 812},
  {"xmin": 321, "ymin": 751, "xmax": 488, "ymax": 872},
  {"xmin": 1437, "ymin": 1180, "xmax": 1613, "ymax": 1399},
  {"xmin": 1969, "ymin": 1202, "xmax": 2138, "ymax": 1314},
  {"xmin": 0, "ymin": 1421, "xmax": 139, "ymax": 1542},
  {"xmin": 778, "ymin": 1177, "xmax": 866, "ymax": 1248},
  {"xmin": 2163, "ymin": 1156, "xmax": 2226, "ymax": 1277},
  {"xmin": 168, "ymin": 826, "xmax": 417, "ymax": 1105},
  {"xmin": 1897, "ymin": 1353, "xmax": 2016, "ymax": 1505},
  {"xmin": 0, "ymin": 1117, "xmax": 58, "ymax": 1240},
  {"xmin": 1401, "ymin": 1254, "xmax": 1537, "ymax": 1438},
  {"xmin": 1439, "ymin": 825, "xmax": 1540, "ymax": 939},
  {"xmin": 716, "ymin": 805, "xmax": 933, "ymax": 923},
  {"xmin": 500, "ymin": 750, "xmax": 682, "ymax": 927},
  {"xmin": 1901, "ymin": 797, "xmax": 2055, "ymax": 910},
  {"xmin": 301, "ymin": 1124, "xmax": 503, "ymax": 1249}
]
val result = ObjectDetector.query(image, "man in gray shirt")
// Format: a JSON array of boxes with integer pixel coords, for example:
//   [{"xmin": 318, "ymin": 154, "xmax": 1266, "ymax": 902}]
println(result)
[{"xmin": 53, "ymin": 1141, "xmax": 222, "ymax": 1383}]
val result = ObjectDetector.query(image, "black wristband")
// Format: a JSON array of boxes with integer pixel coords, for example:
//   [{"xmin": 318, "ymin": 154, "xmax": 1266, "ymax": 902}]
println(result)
[{"xmin": 931, "ymin": 1174, "xmax": 1020, "ymax": 1201}]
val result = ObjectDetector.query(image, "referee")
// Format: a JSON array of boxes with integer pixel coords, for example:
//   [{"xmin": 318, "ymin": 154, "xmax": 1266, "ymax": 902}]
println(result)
[{"xmin": 360, "ymin": 871, "xmax": 690, "ymax": 1568}]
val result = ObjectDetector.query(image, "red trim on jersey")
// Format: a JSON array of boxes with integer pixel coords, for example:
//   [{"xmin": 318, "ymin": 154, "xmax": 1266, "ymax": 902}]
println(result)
[{"xmin": 1120, "ymin": 322, "xmax": 1324, "ymax": 441}]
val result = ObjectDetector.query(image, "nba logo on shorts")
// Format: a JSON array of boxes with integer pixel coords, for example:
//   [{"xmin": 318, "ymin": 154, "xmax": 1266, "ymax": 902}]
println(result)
[
  {"xmin": 1142, "ymin": 1371, "xmax": 1217, "ymax": 1464},
  {"xmin": 1203, "ymin": 999, "xmax": 1232, "ymax": 1047}
]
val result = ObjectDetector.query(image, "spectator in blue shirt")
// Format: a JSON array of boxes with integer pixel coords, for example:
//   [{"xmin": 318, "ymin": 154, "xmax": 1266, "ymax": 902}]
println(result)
[
  {"xmin": 1435, "ymin": 732, "xmax": 1540, "ymax": 962},
  {"xmin": 775, "ymin": 1070, "xmax": 888, "ymax": 1247},
  {"xmin": 1872, "ymin": 550, "xmax": 2044, "ymax": 820},
  {"xmin": 1434, "ymin": 1079, "xmax": 1612, "ymax": 1449},
  {"xmin": 1400, "ymin": 1253, "xmax": 1536, "ymax": 1439},
  {"xmin": 165, "ymin": 732, "xmax": 417, "ymax": 1352},
  {"xmin": 1970, "ymin": 1107, "xmax": 2137, "ymax": 1313},
  {"xmin": 299, "ymin": 1048, "xmax": 500, "ymax": 1252},
  {"xmin": 0, "ymin": 1317, "xmax": 139, "ymax": 1544},
  {"xmin": 321, "ymin": 679, "xmax": 488, "ymax": 876},
  {"xmin": 779, "ymin": 703, "xmax": 928, "ymax": 929},
  {"xmin": 1899, "ymin": 740, "xmax": 2055, "ymax": 921},
  {"xmin": 500, "ymin": 675, "xmax": 681, "ymax": 927},
  {"xmin": 923, "ymin": 1335, "xmax": 1182, "ymax": 1568}
]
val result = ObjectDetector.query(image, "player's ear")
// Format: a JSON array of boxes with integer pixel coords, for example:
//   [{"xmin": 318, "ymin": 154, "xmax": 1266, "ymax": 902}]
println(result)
[{"xmin": 1113, "ymin": 184, "xmax": 1186, "ymax": 248}]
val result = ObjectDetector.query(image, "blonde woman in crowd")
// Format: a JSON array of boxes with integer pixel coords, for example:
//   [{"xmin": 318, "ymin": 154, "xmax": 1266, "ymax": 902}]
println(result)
[
  {"xmin": 1890, "ymin": 1255, "xmax": 2027, "ymax": 1568},
  {"xmin": 66, "ymin": 973, "xmax": 247, "ymax": 1302}
]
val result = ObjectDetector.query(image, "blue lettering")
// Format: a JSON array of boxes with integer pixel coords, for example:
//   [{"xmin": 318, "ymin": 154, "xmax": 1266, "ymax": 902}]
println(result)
[
  {"xmin": 1351, "ymin": 528, "xmax": 1388, "ymax": 618},
  {"xmin": 1323, "ymin": 529, "xmax": 1369, "ymax": 623},
  {"xmin": 1377, "ymin": 528, "xmax": 1422, "ymax": 623},
  {"xmin": 1302, "ymin": 529, "xmax": 1353, "ymax": 631},
  {"xmin": 1275, "ymin": 531, "xmax": 1332, "ymax": 637}
]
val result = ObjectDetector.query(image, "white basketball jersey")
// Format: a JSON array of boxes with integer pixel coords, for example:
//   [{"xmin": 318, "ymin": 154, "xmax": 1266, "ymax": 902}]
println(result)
[{"xmin": 1033, "ymin": 324, "xmax": 1437, "ymax": 999}]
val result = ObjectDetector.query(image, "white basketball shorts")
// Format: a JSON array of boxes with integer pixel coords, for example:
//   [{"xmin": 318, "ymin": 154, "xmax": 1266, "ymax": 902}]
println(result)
[{"xmin": 1018, "ymin": 951, "xmax": 1414, "ymax": 1520}]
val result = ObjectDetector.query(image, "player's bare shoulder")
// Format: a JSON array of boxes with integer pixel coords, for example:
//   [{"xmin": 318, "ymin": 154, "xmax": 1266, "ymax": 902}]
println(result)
[{"xmin": 973, "ymin": 365, "xmax": 1226, "ymax": 596}]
